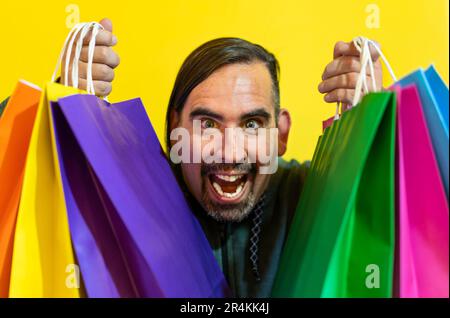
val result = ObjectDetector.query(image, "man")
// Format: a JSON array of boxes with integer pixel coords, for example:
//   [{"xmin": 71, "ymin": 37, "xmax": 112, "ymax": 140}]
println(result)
[{"xmin": 1, "ymin": 18, "xmax": 383, "ymax": 297}]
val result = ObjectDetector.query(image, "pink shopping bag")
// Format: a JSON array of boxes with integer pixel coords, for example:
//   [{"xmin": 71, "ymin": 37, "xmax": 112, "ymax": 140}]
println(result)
[{"xmin": 396, "ymin": 84, "xmax": 449, "ymax": 298}]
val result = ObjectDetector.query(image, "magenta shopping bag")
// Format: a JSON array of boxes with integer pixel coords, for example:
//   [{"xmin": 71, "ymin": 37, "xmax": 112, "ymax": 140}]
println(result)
[
  {"xmin": 51, "ymin": 94, "xmax": 229, "ymax": 298},
  {"xmin": 396, "ymin": 84, "xmax": 449, "ymax": 298}
]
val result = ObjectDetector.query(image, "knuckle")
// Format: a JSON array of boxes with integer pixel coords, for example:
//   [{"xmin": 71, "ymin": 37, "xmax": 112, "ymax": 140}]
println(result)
[
  {"xmin": 112, "ymin": 51, "xmax": 120, "ymax": 67},
  {"xmin": 348, "ymin": 73, "xmax": 358, "ymax": 85},
  {"xmin": 346, "ymin": 90, "xmax": 354, "ymax": 101},
  {"xmin": 103, "ymin": 66, "xmax": 115, "ymax": 81},
  {"xmin": 333, "ymin": 41, "xmax": 346, "ymax": 56},
  {"xmin": 348, "ymin": 57, "xmax": 359, "ymax": 70},
  {"xmin": 324, "ymin": 61, "xmax": 333, "ymax": 74},
  {"xmin": 99, "ymin": 64, "xmax": 110, "ymax": 79},
  {"xmin": 101, "ymin": 30, "xmax": 112, "ymax": 44},
  {"xmin": 334, "ymin": 41, "xmax": 345, "ymax": 51},
  {"xmin": 340, "ymin": 75, "xmax": 348, "ymax": 87},
  {"xmin": 322, "ymin": 64, "xmax": 331, "ymax": 80},
  {"xmin": 95, "ymin": 81, "xmax": 107, "ymax": 94},
  {"xmin": 77, "ymin": 62, "xmax": 86, "ymax": 77},
  {"xmin": 98, "ymin": 46, "xmax": 109, "ymax": 61},
  {"xmin": 95, "ymin": 82, "xmax": 111, "ymax": 96},
  {"xmin": 109, "ymin": 69, "xmax": 115, "ymax": 81},
  {"xmin": 103, "ymin": 83, "xmax": 112, "ymax": 95}
]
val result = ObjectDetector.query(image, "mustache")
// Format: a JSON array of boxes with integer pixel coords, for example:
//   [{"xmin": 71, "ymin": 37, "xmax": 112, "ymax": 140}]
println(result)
[{"xmin": 201, "ymin": 163, "xmax": 256, "ymax": 176}]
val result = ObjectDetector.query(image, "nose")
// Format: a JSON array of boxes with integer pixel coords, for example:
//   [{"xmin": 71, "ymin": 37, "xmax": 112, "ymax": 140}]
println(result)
[{"xmin": 222, "ymin": 128, "xmax": 248, "ymax": 164}]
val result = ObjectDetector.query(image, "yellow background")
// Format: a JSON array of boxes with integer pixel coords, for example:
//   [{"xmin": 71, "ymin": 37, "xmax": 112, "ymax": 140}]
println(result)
[{"xmin": 0, "ymin": 0, "xmax": 448, "ymax": 161}]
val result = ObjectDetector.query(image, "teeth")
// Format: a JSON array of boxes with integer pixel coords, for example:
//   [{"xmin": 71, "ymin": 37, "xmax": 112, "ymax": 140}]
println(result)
[
  {"xmin": 212, "ymin": 181, "xmax": 244, "ymax": 198},
  {"xmin": 212, "ymin": 182, "xmax": 224, "ymax": 196},
  {"xmin": 215, "ymin": 174, "xmax": 243, "ymax": 182}
]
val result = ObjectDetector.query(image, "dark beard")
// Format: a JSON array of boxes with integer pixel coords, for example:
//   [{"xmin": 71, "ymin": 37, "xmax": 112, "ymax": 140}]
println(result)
[
  {"xmin": 200, "ymin": 163, "xmax": 257, "ymax": 222},
  {"xmin": 201, "ymin": 187, "xmax": 256, "ymax": 222}
]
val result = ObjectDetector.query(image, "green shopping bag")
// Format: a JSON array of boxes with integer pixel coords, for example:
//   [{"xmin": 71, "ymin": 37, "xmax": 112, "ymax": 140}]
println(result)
[{"xmin": 272, "ymin": 92, "xmax": 396, "ymax": 298}]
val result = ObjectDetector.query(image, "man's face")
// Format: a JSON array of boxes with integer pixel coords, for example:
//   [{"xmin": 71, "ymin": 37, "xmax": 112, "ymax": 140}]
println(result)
[{"xmin": 172, "ymin": 62, "xmax": 289, "ymax": 222}]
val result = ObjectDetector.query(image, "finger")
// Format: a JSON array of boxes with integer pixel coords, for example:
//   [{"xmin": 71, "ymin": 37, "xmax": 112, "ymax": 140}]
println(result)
[
  {"xmin": 61, "ymin": 24, "xmax": 116, "ymax": 49},
  {"xmin": 77, "ymin": 61, "xmax": 115, "ymax": 82},
  {"xmin": 99, "ymin": 18, "xmax": 113, "ymax": 32},
  {"xmin": 319, "ymin": 73, "xmax": 366, "ymax": 94},
  {"xmin": 333, "ymin": 41, "xmax": 380, "ymax": 61},
  {"xmin": 322, "ymin": 56, "xmax": 376, "ymax": 80},
  {"xmin": 324, "ymin": 89, "xmax": 356, "ymax": 105},
  {"xmin": 341, "ymin": 103, "xmax": 352, "ymax": 112},
  {"xmin": 83, "ymin": 29, "xmax": 117, "ymax": 46},
  {"xmin": 79, "ymin": 46, "xmax": 120, "ymax": 68},
  {"xmin": 78, "ymin": 78, "xmax": 112, "ymax": 97}
]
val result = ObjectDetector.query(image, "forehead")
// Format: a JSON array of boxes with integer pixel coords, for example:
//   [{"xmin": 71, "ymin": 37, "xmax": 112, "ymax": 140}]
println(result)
[{"xmin": 183, "ymin": 62, "xmax": 274, "ymax": 118}]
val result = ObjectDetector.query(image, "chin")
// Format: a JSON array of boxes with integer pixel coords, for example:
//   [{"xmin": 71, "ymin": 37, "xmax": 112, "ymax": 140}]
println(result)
[{"xmin": 201, "ymin": 177, "xmax": 257, "ymax": 223}]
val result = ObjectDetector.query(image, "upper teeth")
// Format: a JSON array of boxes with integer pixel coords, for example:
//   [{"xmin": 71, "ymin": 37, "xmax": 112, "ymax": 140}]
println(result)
[{"xmin": 215, "ymin": 174, "xmax": 243, "ymax": 182}]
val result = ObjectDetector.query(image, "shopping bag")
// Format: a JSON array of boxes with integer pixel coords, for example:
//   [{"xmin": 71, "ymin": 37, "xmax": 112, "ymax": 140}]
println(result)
[
  {"xmin": 273, "ymin": 38, "xmax": 397, "ymax": 297},
  {"xmin": 51, "ymin": 93, "xmax": 230, "ymax": 297},
  {"xmin": 397, "ymin": 68, "xmax": 449, "ymax": 196},
  {"xmin": 424, "ymin": 65, "xmax": 449, "ymax": 133},
  {"xmin": 396, "ymin": 84, "xmax": 449, "ymax": 298},
  {"xmin": 50, "ymin": 99, "xmax": 130, "ymax": 297},
  {"xmin": 0, "ymin": 80, "xmax": 41, "ymax": 297},
  {"xmin": 8, "ymin": 82, "xmax": 82, "ymax": 298},
  {"xmin": 272, "ymin": 92, "xmax": 396, "ymax": 297},
  {"xmin": 8, "ymin": 21, "xmax": 113, "ymax": 298}
]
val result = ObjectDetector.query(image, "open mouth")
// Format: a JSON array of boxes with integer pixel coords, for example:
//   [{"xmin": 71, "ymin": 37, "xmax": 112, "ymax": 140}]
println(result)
[{"xmin": 206, "ymin": 172, "xmax": 251, "ymax": 203}]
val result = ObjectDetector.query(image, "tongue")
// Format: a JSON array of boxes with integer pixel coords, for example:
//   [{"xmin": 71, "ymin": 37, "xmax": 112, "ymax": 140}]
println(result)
[{"xmin": 210, "ymin": 175, "xmax": 243, "ymax": 193}]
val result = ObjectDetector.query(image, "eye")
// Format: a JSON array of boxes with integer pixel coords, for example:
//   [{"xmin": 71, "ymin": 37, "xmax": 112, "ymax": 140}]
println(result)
[
  {"xmin": 201, "ymin": 119, "xmax": 217, "ymax": 129},
  {"xmin": 245, "ymin": 119, "xmax": 260, "ymax": 130}
]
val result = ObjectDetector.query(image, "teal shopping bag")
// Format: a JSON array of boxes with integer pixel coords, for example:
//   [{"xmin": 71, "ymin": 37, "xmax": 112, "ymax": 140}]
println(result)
[{"xmin": 425, "ymin": 65, "xmax": 449, "ymax": 133}]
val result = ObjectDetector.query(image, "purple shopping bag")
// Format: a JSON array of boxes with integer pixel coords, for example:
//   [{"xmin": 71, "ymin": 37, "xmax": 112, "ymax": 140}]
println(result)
[
  {"xmin": 396, "ymin": 84, "xmax": 449, "ymax": 298},
  {"xmin": 51, "ymin": 94, "xmax": 229, "ymax": 298}
]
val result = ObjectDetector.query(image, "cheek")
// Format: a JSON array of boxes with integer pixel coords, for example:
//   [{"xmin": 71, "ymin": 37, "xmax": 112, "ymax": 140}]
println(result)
[{"xmin": 245, "ymin": 129, "xmax": 278, "ymax": 165}]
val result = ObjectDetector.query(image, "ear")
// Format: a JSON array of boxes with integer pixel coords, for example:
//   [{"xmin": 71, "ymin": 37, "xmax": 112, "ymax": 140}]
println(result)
[
  {"xmin": 277, "ymin": 108, "xmax": 291, "ymax": 156},
  {"xmin": 169, "ymin": 109, "xmax": 180, "ymax": 148}
]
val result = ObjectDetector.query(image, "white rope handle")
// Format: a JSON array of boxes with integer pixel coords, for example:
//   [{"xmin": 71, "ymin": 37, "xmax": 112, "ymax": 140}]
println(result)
[
  {"xmin": 51, "ymin": 23, "xmax": 84, "ymax": 82},
  {"xmin": 333, "ymin": 36, "xmax": 397, "ymax": 120},
  {"xmin": 52, "ymin": 22, "xmax": 105, "ymax": 97},
  {"xmin": 351, "ymin": 36, "xmax": 397, "ymax": 106},
  {"xmin": 64, "ymin": 24, "xmax": 86, "ymax": 86},
  {"xmin": 71, "ymin": 22, "xmax": 95, "ymax": 89},
  {"xmin": 87, "ymin": 24, "xmax": 102, "ymax": 95}
]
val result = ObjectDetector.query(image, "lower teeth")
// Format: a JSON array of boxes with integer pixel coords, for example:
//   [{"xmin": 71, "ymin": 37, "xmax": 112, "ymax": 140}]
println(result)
[{"xmin": 212, "ymin": 181, "xmax": 244, "ymax": 198}]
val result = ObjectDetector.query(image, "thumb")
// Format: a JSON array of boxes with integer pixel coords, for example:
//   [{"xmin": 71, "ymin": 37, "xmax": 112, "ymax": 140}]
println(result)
[{"xmin": 99, "ymin": 18, "xmax": 113, "ymax": 32}]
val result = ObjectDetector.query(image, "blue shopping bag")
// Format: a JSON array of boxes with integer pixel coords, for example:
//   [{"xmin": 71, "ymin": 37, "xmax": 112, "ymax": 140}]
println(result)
[{"xmin": 425, "ymin": 65, "xmax": 449, "ymax": 132}]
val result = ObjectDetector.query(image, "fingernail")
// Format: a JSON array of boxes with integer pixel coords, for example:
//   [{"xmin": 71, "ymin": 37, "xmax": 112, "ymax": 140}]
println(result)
[{"xmin": 112, "ymin": 35, "xmax": 118, "ymax": 45}]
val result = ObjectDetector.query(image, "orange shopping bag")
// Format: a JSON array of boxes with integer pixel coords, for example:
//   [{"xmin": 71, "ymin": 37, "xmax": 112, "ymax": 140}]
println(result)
[{"xmin": 0, "ymin": 80, "xmax": 41, "ymax": 297}]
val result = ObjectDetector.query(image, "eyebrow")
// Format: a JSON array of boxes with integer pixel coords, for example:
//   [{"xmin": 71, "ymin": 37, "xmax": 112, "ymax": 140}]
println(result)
[
  {"xmin": 239, "ymin": 108, "xmax": 271, "ymax": 121},
  {"xmin": 189, "ymin": 106, "xmax": 272, "ymax": 122},
  {"xmin": 189, "ymin": 107, "xmax": 224, "ymax": 121}
]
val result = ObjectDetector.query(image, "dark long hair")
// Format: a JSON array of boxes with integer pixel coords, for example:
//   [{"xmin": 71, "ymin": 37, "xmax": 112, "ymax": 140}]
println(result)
[{"xmin": 165, "ymin": 37, "xmax": 280, "ymax": 150}]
